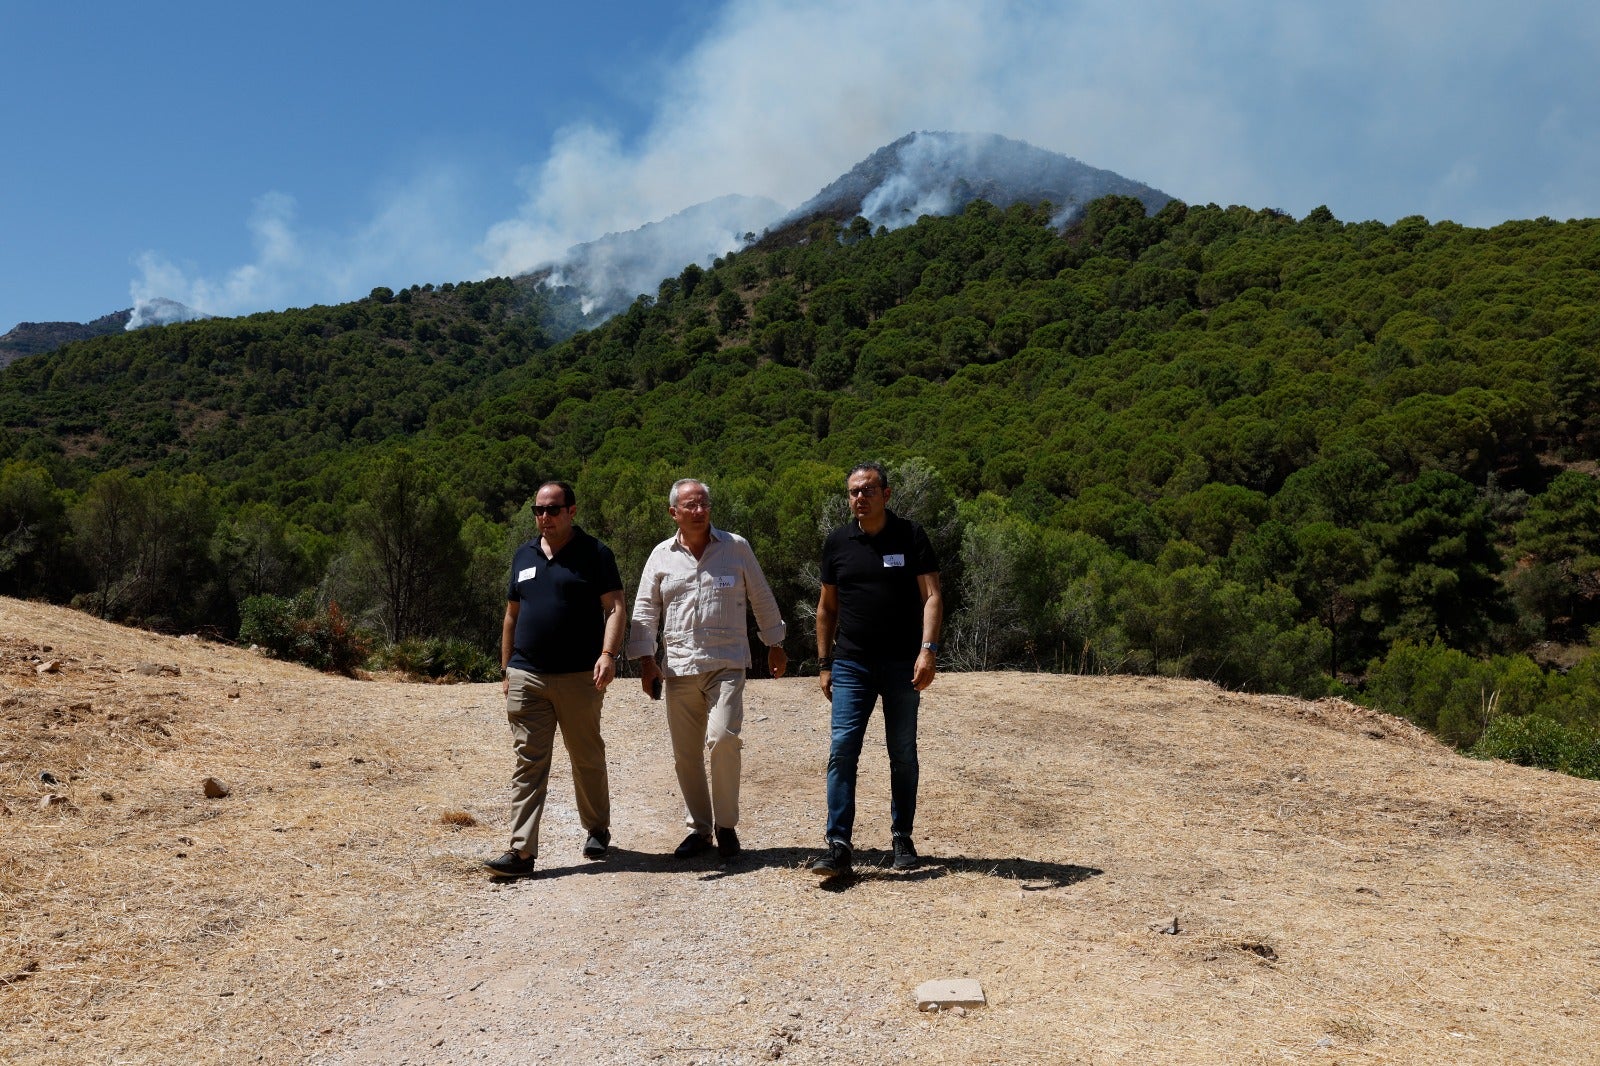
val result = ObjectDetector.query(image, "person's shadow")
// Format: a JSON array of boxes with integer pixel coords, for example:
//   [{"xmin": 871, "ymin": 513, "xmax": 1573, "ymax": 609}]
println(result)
[{"xmin": 490, "ymin": 846, "xmax": 1102, "ymax": 892}]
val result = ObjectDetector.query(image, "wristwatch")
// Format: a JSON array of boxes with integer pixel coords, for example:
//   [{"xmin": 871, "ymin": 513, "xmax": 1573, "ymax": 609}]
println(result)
[{"xmin": 921, "ymin": 642, "xmax": 940, "ymax": 653}]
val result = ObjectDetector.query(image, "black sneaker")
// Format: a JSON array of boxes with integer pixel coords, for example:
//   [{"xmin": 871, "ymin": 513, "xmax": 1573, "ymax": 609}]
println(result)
[
  {"xmin": 674, "ymin": 831, "xmax": 713, "ymax": 858},
  {"xmin": 810, "ymin": 840, "xmax": 852, "ymax": 878},
  {"xmin": 715, "ymin": 826, "xmax": 741, "ymax": 859},
  {"xmin": 892, "ymin": 833, "xmax": 919, "ymax": 870},
  {"xmin": 485, "ymin": 849, "xmax": 537, "ymax": 878},
  {"xmin": 583, "ymin": 829, "xmax": 610, "ymax": 858}
]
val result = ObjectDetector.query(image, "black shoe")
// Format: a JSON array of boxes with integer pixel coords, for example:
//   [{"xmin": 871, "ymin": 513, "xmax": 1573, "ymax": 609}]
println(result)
[
  {"xmin": 892, "ymin": 833, "xmax": 919, "ymax": 870},
  {"xmin": 716, "ymin": 826, "xmax": 741, "ymax": 859},
  {"xmin": 583, "ymin": 829, "xmax": 610, "ymax": 859},
  {"xmin": 810, "ymin": 840, "xmax": 852, "ymax": 878},
  {"xmin": 485, "ymin": 849, "xmax": 536, "ymax": 878},
  {"xmin": 674, "ymin": 831, "xmax": 713, "ymax": 858}
]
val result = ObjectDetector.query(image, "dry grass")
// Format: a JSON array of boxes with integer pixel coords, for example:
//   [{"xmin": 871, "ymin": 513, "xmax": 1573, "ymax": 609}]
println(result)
[
  {"xmin": 4, "ymin": 596, "xmax": 1600, "ymax": 1065},
  {"xmin": 1, "ymin": 599, "xmax": 501, "ymax": 1064}
]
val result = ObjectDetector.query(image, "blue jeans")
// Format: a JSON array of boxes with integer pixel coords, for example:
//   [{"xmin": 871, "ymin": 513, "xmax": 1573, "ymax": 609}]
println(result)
[{"xmin": 825, "ymin": 658, "xmax": 920, "ymax": 844}]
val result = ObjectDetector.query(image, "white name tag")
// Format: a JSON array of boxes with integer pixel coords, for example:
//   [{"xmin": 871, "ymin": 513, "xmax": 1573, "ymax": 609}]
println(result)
[
  {"xmin": 518, "ymin": 566, "xmax": 538, "ymax": 582},
  {"xmin": 715, "ymin": 574, "xmax": 737, "ymax": 588},
  {"xmin": 883, "ymin": 554, "xmax": 906, "ymax": 567}
]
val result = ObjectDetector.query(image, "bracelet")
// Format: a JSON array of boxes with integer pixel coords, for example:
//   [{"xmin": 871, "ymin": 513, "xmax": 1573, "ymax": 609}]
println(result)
[{"xmin": 818, "ymin": 657, "xmax": 833, "ymax": 670}]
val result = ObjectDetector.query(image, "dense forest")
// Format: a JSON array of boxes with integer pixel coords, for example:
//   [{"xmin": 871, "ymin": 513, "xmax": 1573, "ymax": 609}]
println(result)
[{"xmin": 3, "ymin": 196, "xmax": 1598, "ymax": 776}]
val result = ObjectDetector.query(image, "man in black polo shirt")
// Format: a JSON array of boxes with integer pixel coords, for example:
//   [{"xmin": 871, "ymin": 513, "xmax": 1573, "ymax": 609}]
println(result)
[
  {"xmin": 486, "ymin": 480, "xmax": 627, "ymax": 878},
  {"xmin": 811, "ymin": 462, "xmax": 943, "ymax": 878}
]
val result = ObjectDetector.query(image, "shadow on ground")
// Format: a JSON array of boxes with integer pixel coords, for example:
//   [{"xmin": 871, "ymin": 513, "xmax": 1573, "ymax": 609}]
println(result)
[{"xmin": 488, "ymin": 847, "xmax": 1103, "ymax": 893}]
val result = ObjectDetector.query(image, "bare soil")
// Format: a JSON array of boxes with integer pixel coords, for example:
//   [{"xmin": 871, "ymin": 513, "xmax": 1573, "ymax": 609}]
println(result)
[{"xmin": 3, "ymin": 596, "xmax": 1599, "ymax": 1064}]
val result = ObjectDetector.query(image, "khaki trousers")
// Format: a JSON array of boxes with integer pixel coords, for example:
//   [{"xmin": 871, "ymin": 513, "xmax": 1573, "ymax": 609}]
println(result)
[
  {"xmin": 663, "ymin": 667, "xmax": 745, "ymax": 834},
  {"xmin": 505, "ymin": 668, "xmax": 610, "ymax": 858}
]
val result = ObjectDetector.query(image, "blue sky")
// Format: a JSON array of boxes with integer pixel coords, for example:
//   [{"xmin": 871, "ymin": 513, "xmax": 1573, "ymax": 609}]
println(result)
[{"xmin": 5, "ymin": 0, "xmax": 1600, "ymax": 332}]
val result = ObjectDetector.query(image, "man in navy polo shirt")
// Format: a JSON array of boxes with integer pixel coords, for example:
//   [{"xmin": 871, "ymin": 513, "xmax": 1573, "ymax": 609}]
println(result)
[
  {"xmin": 486, "ymin": 480, "xmax": 627, "ymax": 879},
  {"xmin": 811, "ymin": 462, "xmax": 943, "ymax": 879}
]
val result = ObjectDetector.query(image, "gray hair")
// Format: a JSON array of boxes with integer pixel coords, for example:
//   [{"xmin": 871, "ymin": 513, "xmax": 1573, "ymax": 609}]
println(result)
[{"xmin": 669, "ymin": 478, "xmax": 711, "ymax": 507}]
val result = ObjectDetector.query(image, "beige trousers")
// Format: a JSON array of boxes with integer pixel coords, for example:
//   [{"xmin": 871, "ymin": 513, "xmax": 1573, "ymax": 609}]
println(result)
[
  {"xmin": 505, "ymin": 668, "xmax": 610, "ymax": 858},
  {"xmin": 663, "ymin": 667, "xmax": 745, "ymax": 834}
]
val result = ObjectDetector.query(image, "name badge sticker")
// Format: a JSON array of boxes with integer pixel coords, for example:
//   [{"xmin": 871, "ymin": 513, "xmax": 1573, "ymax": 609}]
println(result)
[
  {"xmin": 715, "ymin": 574, "xmax": 738, "ymax": 588},
  {"xmin": 883, "ymin": 554, "xmax": 906, "ymax": 567},
  {"xmin": 518, "ymin": 566, "xmax": 538, "ymax": 582}
]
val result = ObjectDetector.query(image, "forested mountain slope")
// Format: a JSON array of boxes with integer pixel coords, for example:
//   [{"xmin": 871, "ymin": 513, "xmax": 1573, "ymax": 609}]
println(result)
[{"xmin": 3, "ymin": 196, "xmax": 1598, "ymax": 772}]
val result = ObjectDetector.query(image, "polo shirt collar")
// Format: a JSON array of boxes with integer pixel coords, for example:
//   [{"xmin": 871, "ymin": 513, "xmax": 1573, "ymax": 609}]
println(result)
[{"xmin": 850, "ymin": 510, "xmax": 899, "ymax": 540}]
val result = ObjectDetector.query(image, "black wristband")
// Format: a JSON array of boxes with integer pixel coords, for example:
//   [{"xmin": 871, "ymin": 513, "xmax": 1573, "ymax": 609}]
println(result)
[{"xmin": 818, "ymin": 657, "xmax": 833, "ymax": 671}]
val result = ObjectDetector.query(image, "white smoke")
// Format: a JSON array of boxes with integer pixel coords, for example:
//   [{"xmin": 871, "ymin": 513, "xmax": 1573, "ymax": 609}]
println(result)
[
  {"xmin": 121, "ymin": 1, "xmax": 1600, "ymax": 324},
  {"xmin": 859, "ymin": 172, "xmax": 957, "ymax": 232},
  {"xmin": 126, "ymin": 297, "xmax": 206, "ymax": 330},
  {"xmin": 129, "ymin": 169, "xmax": 483, "ymax": 322}
]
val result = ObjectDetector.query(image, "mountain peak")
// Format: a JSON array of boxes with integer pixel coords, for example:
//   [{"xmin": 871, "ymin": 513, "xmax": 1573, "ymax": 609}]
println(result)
[
  {"xmin": 786, "ymin": 130, "xmax": 1171, "ymax": 229},
  {"xmin": 526, "ymin": 131, "xmax": 1172, "ymax": 321}
]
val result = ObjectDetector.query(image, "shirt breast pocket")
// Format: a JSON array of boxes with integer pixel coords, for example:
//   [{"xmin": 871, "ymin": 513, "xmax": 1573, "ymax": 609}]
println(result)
[{"xmin": 705, "ymin": 572, "xmax": 743, "ymax": 622}]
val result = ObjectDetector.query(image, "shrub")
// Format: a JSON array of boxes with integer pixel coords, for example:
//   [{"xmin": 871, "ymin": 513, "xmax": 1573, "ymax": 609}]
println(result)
[
  {"xmin": 1470, "ymin": 714, "xmax": 1600, "ymax": 779},
  {"xmin": 370, "ymin": 637, "xmax": 498, "ymax": 682},
  {"xmin": 239, "ymin": 591, "xmax": 372, "ymax": 676}
]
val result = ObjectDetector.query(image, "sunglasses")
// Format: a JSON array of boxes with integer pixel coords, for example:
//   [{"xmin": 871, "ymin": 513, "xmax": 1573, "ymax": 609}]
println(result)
[{"xmin": 532, "ymin": 504, "xmax": 570, "ymax": 516}]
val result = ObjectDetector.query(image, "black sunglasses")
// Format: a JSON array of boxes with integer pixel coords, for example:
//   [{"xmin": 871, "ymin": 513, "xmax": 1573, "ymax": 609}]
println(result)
[{"xmin": 532, "ymin": 504, "xmax": 570, "ymax": 516}]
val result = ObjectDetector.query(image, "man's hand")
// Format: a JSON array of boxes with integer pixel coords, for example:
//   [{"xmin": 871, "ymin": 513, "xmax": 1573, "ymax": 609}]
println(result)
[
  {"xmin": 819, "ymin": 668, "xmax": 832, "ymax": 701},
  {"xmin": 639, "ymin": 655, "xmax": 662, "ymax": 696},
  {"xmin": 768, "ymin": 645, "xmax": 788, "ymax": 679},
  {"xmin": 912, "ymin": 648, "xmax": 937, "ymax": 692},
  {"xmin": 593, "ymin": 652, "xmax": 616, "ymax": 690}
]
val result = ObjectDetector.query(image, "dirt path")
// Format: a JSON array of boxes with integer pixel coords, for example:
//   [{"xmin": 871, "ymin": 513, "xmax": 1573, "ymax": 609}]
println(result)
[{"xmin": 5, "ymin": 598, "xmax": 1600, "ymax": 1064}]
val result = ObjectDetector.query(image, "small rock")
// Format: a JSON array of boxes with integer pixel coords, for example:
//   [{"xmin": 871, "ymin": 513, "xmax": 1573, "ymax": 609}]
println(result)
[
  {"xmin": 35, "ymin": 660, "xmax": 61, "ymax": 675},
  {"xmin": 39, "ymin": 771, "xmax": 58, "ymax": 785},
  {"xmin": 950, "ymin": 1006, "xmax": 968, "ymax": 1018},
  {"xmin": 1153, "ymin": 917, "xmax": 1180, "ymax": 935},
  {"xmin": 225, "ymin": 683, "xmax": 241, "ymax": 699},
  {"xmin": 915, "ymin": 979, "xmax": 986, "ymax": 1011},
  {"xmin": 39, "ymin": 794, "xmax": 69, "ymax": 809},
  {"xmin": 202, "ymin": 777, "xmax": 231, "ymax": 799}
]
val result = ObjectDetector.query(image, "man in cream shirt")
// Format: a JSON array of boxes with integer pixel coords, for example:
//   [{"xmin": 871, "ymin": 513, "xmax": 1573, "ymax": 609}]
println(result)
[{"xmin": 629, "ymin": 478, "xmax": 787, "ymax": 860}]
